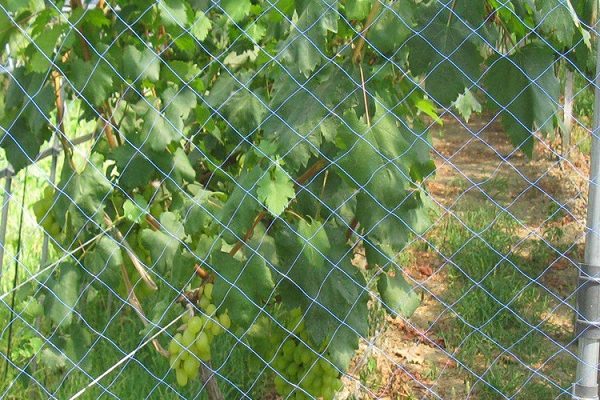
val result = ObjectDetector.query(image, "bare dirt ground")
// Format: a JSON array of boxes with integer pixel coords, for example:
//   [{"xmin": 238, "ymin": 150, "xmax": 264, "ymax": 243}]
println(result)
[{"xmin": 340, "ymin": 115, "xmax": 591, "ymax": 400}]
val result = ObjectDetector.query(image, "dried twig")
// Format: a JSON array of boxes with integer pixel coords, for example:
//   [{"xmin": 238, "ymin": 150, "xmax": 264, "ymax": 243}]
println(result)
[{"xmin": 104, "ymin": 213, "xmax": 158, "ymax": 291}]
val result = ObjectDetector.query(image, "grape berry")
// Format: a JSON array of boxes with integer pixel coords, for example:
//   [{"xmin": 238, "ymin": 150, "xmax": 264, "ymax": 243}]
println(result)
[
  {"xmin": 168, "ymin": 283, "xmax": 231, "ymax": 386},
  {"xmin": 271, "ymin": 309, "xmax": 342, "ymax": 400}
]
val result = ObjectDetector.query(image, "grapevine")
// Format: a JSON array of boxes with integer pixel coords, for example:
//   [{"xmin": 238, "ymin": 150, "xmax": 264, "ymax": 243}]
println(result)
[{"xmin": 0, "ymin": 0, "xmax": 587, "ymax": 397}]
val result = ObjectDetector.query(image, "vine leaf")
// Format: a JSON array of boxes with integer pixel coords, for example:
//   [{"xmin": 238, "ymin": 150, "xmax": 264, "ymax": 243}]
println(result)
[
  {"xmin": 453, "ymin": 88, "xmax": 482, "ymax": 123},
  {"xmin": 70, "ymin": 58, "xmax": 114, "ymax": 106},
  {"xmin": 123, "ymin": 194, "xmax": 148, "ymax": 223},
  {"xmin": 113, "ymin": 141, "xmax": 195, "ymax": 190},
  {"xmin": 84, "ymin": 236, "xmax": 123, "ymax": 288},
  {"xmin": 54, "ymin": 154, "xmax": 113, "ymax": 231},
  {"xmin": 534, "ymin": 0, "xmax": 578, "ymax": 47},
  {"xmin": 264, "ymin": 64, "xmax": 355, "ymax": 170},
  {"xmin": 377, "ymin": 271, "xmax": 420, "ymax": 318},
  {"xmin": 207, "ymin": 73, "xmax": 267, "ymax": 134},
  {"xmin": 159, "ymin": 0, "xmax": 190, "ymax": 26},
  {"xmin": 279, "ymin": 0, "xmax": 339, "ymax": 77},
  {"xmin": 218, "ymin": 167, "xmax": 262, "ymax": 243},
  {"xmin": 43, "ymin": 263, "xmax": 81, "ymax": 327},
  {"xmin": 122, "ymin": 45, "xmax": 161, "ymax": 82},
  {"xmin": 257, "ymin": 165, "xmax": 295, "ymax": 217},
  {"xmin": 1, "ymin": 117, "xmax": 51, "ymax": 172},
  {"xmin": 191, "ymin": 11, "xmax": 212, "ymax": 41},
  {"xmin": 484, "ymin": 42, "xmax": 559, "ymax": 157},
  {"xmin": 26, "ymin": 24, "xmax": 65, "ymax": 73},
  {"xmin": 184, "ymin": 189, "xmax": 223, "ymax": 236},
  {"xmin": 345, "ymin": 0, "xmax": 372, "ymax": 20},
  {"xmin": 162, "ymin": 86, "xmax": 197, "ymax": 121},
  {"xmin": 297, "ymin": 218, "xmax": 330, "ymax": 269},
  {"xmin": 1, "ymin": 69, "xmax": 54, "ymax": 171},
  {"xmin": 273, "ymin": 221, "xmax": 368, "ymax": 370},
  {"xmin": 140, "ymin": 212, "xmax": 185, "ymax": 272},
  {"xmin": 221, "ymin": 0, "xmax": 252, "ymax": 23},
  {"xmin": 408, "ymin": 19, "xmax": 482, "ymax": 106},
  {"xmin": 367, "ymin": 1, "xmax": 414, "ymax": 55},
  {"xmin": 335, "ymin": 107, "xmax": 433, "ymax": 258},
  {"xmin": 211, "ymin": 251, "xmax": 275, "ymax": 330}
]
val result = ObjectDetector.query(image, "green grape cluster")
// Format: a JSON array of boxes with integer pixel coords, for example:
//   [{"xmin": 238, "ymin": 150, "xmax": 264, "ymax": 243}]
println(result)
[
  {"xmin": 271, "ymin": 309, "xmax": 342, "ymax": 400},
  {"xmin": 32, "ymin": 187, "xmax": 61, "ymax": 236},
  {"xmin": 168, "ymin": 283, "xmax": 231, "ymax": 387}
]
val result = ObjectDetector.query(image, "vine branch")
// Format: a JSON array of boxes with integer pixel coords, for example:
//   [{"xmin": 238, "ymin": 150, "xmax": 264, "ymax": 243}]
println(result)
[
  {"xmin": 51, "ymin": 71, "xmax": 76, "ymax": 170},
  {"xmin": 352, "ymin": 0, "xmax": 383, "ymax": 64},
  {"xmin": 70, "ymin": 0, "xmax": 120, "ymax": 149},
  {"xmin": 104, "ymin": 213, "xmax": 158, "ymax": 291},
  {"xmin": 118, "ymin": 262, "xmax": 168, "ymax": 357}
]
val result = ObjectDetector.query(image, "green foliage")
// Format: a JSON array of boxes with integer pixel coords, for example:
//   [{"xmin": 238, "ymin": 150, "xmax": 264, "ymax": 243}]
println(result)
[
  {"xmin": 377, "ymin": 271, "xmax": 420, "ymax": 318},
  {"xmin": 257, "ymin": 164, "xmax": 296, "ymax": 217},
  {"xmin": 0, "ymin": 0, "xmax": 579, "ymax": 396},
  {"xmin": 485, "ymin": 43, "xmax": 560, "ymax": 157}
]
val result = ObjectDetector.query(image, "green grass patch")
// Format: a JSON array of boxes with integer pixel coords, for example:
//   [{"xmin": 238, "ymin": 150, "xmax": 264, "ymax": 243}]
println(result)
[{"xmin": 432, "ymin": 206, "xmax": 575, "ymax": 399}]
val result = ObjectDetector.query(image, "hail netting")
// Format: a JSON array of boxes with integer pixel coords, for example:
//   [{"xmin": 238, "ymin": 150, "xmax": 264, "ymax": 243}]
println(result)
[{"xmin": 0, "ymin": 1, "xmax": 597, "ymax": 399}]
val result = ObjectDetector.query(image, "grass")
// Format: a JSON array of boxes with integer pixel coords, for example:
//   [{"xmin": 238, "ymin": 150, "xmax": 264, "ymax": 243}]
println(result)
[{"xmin": 428, "ymin": 204, "xmax": 576, "ymax": 399}]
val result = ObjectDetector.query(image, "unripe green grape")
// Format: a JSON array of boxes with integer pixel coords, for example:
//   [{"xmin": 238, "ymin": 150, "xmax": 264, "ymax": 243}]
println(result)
[
  {"xmin": 322, "ymin": 387, "xmax": 334, "ymax": 400},
  {"xmin": 293, "ymin": 349, "xmax": 302, "ymax": 364},
  {"xmin": 182, "ymin": 329, "xmax": 195, "ymax": 348},
  {"xmin": 199, "ymin": 296, "xmax": 210, "ymax": 310},
  {"xmin": 204, "ymin": 283, "xmax": 213, "ymax": 300},
  {"xmin": 183, "ymin": 357, "xmax": 200, "ymax": 377},
  {"xmin": 205, "ymin": 304, "xmax": 216, "ymax": 316},
  {"xmin": 312, "ymin": 376, "xmax": 322, "ymax": 392},
  {"xmin": 274, "ymin": 376, "xmax": 285, "ymax": 392},
  {"xmin": 187, "ymin": 316, "xmax": 203, "ymax": 334},
  {"xmin": 199, "ymin": 347, "xmax": 211, "ymax": 361},
  {"xmin": 300, "ymin": 373, "xmax": 314, "ymax": 390},
  {"xmin": 293, "ymin": 391, "xmax": 309, "ymax": 400},
  {"xmin": 169, "ymin": 339, "xmax": 182, "ymax": 356},
  {"xmin": 274, "ymin": 357, "xmax": 287, "ymax": 371},
  {"xmin": 286, "ymin": 363, "xmax": 299, "ymax": 378},
  {"xmin": 333, "ymin": 378, "xmax": 343, "ymax": 391},
  {"xmin": 282, "ymin": 340, "xmax": 295, "ymax": 355},
  {"xmin": 326, "ymin": 366, "xmax": 338, "ymax": 378},
  {"xmin": 209, "ymin": 320, "xmax": 223, "ymax": 336},
  {"xmin": 169, "ymin": 354, "xmax": 180, "ymax": 369},
  {"xmin": 170, "ymin": 333, "xmax": 183, "ymax": 353},
  {"xmin": 195, "ymin": 333, "xmax": 211, "ymax": 360},
  {"xmin": 195, "ymin": 332, "xmax": 209, "ymax": 352},
  {"xmin": 182, "ymin": 312, "xmax": 190, "ymax": 324},
  {"xmin": 218, "ymin": 313, "xmax": 231, "ymax": 330},
  {"xmin": 300, "ymin": 350, "xmax": 311, "ymax": 365},
  {"xmin": 175, "ymin": 367, "xmax": 188, "ymax": 386}
]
